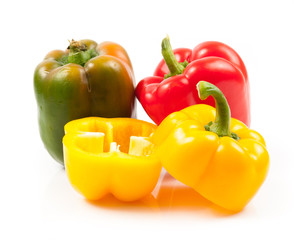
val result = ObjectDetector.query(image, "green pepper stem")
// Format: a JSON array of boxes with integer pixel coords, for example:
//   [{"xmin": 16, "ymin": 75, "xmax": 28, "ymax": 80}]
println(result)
[
  {"xmin": 197, "ymin": 81, "xmax": 236, "ymax": 139},
  {"xmin": 161, "ymin": 36, "xmax": 188, "ymax": 79},
  {"xmin": 67, "ymin": 40, "xmax": 94, "ymax": 66}
]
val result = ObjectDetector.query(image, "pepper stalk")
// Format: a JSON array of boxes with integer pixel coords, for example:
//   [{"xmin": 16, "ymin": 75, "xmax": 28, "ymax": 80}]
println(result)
[
  {"xmin": 197, "ymin": 81, "xmax": 240, "ymax": 140},
  {"xmin": 67, "ymin": 40, "xmax": 98, "ymax": 66},
  {"xmin": 161, "ymin": 36, "xmax": 189, "ymax": 79}
]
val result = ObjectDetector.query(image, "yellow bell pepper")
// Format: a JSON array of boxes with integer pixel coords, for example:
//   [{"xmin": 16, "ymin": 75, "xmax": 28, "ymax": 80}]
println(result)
[
  {"xmin": 63, "ymin": 117, "xmax": 161, "ymax": 202},
  {"xmin": 151, "ymin": 81, "xmax": 269, "ymax": 212}
]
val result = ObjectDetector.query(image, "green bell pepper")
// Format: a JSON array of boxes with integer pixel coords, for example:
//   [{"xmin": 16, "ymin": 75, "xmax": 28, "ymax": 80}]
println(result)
[{"xmin": 34, "ymin": 39, "xmax": 136, "ymax": 164}]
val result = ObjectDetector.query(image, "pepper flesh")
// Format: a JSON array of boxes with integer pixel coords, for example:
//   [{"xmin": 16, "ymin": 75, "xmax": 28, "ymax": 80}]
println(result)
[
  {"xmin": 136, "ymin": 37, "xmax": 250, "ymax": 126},
  {"xmin": 34, "ymin": 39, "xmax": 136, "ymax": 164},
  {"xmin": 63, "ymin": 117, "xmax": 161, "ymax": 202},
  {"xmin": 151, "ymin": 82, "xmax": 269, "ymax": 211}
]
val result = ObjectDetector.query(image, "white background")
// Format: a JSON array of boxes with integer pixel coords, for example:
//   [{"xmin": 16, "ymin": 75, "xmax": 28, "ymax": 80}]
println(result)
[{"xmin": 1, "ymin": 0, "xmax": 294, "ymax": 239}]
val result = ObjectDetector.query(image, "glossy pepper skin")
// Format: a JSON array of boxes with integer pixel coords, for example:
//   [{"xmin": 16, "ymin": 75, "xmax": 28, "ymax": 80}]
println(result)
[
  {"xmin": 63, "ymin": 117, "xmax": 161, "ymax": 202},
  {"xmin": 136, "ymin": 37, "xmax": 250, "ymax": 126},
  {"xmin": 151, "ymin": 81, "xmax": 269, "ymax": 212},
  {"xmin": 34, "ymin": 39, "xmax": 136, "ymax": 164}
]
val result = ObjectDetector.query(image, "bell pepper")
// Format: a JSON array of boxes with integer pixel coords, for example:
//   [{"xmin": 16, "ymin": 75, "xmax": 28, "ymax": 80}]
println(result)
[
  {"xmin": 63, "ymin": 117, "xmax": 161, "ymax": 202},
  {"xmin": 136, "ymin": 36, "xmax": 250, "ymax": 126},
  {"xmin": 151, "ymin": 81, "xmax": 269, "ymax": 211},
  {"xmin": 34, "ymin": 39, "xmax": 136, "ymax": 164}
]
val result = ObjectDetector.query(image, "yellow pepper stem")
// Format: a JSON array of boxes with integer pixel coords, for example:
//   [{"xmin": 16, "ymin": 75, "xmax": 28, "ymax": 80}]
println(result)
[{"xmin": 197, "ymin": 81, "xmax": 239, "ymax": 140}]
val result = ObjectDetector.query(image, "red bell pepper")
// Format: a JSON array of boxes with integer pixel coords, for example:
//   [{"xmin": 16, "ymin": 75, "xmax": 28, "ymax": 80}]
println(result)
[{"xmin": 135, "ymin": 36, "xmax": 250, "ymax": 126}]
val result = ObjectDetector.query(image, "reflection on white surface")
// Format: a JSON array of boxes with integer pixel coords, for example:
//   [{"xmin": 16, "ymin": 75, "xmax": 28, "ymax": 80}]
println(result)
[{"xmin": 41, "ymin": 167, "xmax": 244, "ymax": 219}]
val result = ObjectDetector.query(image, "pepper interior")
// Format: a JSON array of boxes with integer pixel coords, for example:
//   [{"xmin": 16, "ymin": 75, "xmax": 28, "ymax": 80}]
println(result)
[{"xmin": 73, "ymin": 118, "xmax": 154, "ymax": 156}]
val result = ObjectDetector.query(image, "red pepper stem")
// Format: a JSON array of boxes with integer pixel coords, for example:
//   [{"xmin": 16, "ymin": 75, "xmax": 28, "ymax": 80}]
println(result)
[
  {"xmin": 161, "ymin": 36, "xmax": 186, "ymax": 78},
  {"xmin": 197, "ymin": 81, "xmax": 234, "ymax": 138}
]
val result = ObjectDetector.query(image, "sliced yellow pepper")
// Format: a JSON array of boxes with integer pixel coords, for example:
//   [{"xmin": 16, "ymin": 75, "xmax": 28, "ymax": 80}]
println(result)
[
  {"xmin": 151, "ymin": 81, "xmax": 269, "ymax": 212},
  {"xmin": 63, "ymin": 117, "xmax": 161, "ymax": 202}
]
